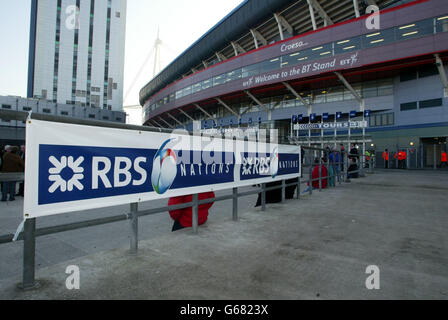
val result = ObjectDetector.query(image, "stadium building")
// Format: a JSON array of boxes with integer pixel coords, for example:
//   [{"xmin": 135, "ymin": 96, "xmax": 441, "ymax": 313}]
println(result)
[{"xmin": 139, "ymin": 0, "xmax": 448, "ymax": 169}]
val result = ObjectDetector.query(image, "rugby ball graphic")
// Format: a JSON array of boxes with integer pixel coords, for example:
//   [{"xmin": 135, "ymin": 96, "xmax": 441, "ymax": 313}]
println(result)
[{"xmin": 151, "ymin": 139, "xmax": 177, "ymax": 194}]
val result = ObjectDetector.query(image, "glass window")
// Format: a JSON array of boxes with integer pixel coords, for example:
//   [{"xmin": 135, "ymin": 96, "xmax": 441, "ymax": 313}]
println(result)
[
  {"xmin": 183, "ymin": 86, "xmax": 191, "ymax": 96},
  {"xmin": 363, "ymin": 28, "xmax": 395, "ymax": 48},
  {"xmin": 283, "ymin": 99, "xmax": 296, "ymax": 108},
  {"xmin": 387, "ymin": 113, "xmax": 394, "ymax": 125},
  {"xmin": 362, "ymin": 82, "xmax": 378, "ymax": 98},
  {"xmin": 382, "ymin": 114, "xmax": 388, "ymax": 125},
  {"xmin": 400, "ymin": 102, "xmax": 418, "ymax": 111},
  {"xmin": 334, "ymin": 36, "xmax": 361, "ymax": 55},
  {"xmin": 192, "ymin": 82, "xmax": 202, "ymax": 93},
  {"xmin": 377, "ymin": 80, "xmax": 394, "ymax": 96},
  {"xmin": 242, "ymin": 63, "xmax": 259, "ymax": 78},
  {"xmin": 314, "ymin": 90, "xmax": 326, "ymax": 104},
  {"xmin": 369, "ymin": 115, "xmax": 376, "ymax": 127},
  {"xmin": 282, "ymin": 51, "xmax": 306, "ymax": 67},
  {"xmin": 400, "ymin": 68, "xmax": 417, "ymax": 82},
  {"xmin": 418, "ymin": 64, "xmax": 439, "ymax": 78},
  {"xmin": 397, "ymin": 19, "xmax": 434, "ymax": 41},
  {"xmin": 259, "ymin": 58, "xmax": 281, "ymax": 73},
  {"xmin": 419, "ymin": 98, "xmax": 443, "ymax": 109},
  {"xmin": 226, "ymin": 69, "xmax": 242, "ymax": 82},
  {"xmin": 436, "ymin": 15, "xmax": 448, "ymax": 33},
  {"xmin": 213, "ymin": 74, "xmax": 225, "ymax": 86},
  {"xmin": 306, "ymin": 43, "xmax": 333, "ymax": 61},
  {"xmin": 1, "ymin": 104, "xmax": 12, "ymax": 109},
  {"xmin": 326, "ymin": 87, "xmax": 344, "ymax": 102},
  {"xmin": 175, "ymin": 89, "xmax": 183, "ymax": 99},
  {"xmin": 202, "ymin": 78, "xmax": 212, "ymax": 90}
]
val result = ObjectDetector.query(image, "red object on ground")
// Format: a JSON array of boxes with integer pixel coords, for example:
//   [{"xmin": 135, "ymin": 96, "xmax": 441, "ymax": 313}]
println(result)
[
  {"xmin": 308, "ymin": 165, "xmax": 328, "ymax": 189},
  {"xmin": 168, "ymin": 192, "xmax": 215, "ymax": 227},
  {"xmin": 441, "ymin": 152, "xmax": 447, "ymax": 163}
]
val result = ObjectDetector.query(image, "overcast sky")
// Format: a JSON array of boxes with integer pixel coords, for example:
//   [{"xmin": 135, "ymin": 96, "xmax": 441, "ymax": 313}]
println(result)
[{"xmin": 0, "ymin": 0, "xmax": 243, "ymax": 111}]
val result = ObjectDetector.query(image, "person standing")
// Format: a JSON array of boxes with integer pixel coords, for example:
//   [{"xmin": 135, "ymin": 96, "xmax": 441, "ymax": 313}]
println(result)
[
  {"xmin": 441, "ymin": 150, "xmax": 448, "ymax": 168},
  {"xmin": 17, "ymin": 145, "xmax": 25, "ymax": 197},
  {"xmin": 1, "ymin": 146, "xmax": 24, "ymax": 202},
  {"xmin": 383, "ymin": 149, "xmax": 389, "ymax": 169}
]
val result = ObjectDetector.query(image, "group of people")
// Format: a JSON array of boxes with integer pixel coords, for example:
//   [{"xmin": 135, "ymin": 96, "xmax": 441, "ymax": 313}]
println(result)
[{"xmin": 0, "ymin": 145, "xmax": 25, "ymax": 202}]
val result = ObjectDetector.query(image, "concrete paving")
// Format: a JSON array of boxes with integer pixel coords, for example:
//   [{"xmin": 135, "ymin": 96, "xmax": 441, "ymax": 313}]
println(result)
[{"xmin": 0, "ymin": 169, "xmax": 447, "ymax": 299}]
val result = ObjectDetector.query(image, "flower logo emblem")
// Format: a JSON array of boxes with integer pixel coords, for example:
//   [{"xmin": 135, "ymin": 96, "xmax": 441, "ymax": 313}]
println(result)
[{"xmin": 48, "ymin": 156, "xmax": 84, "ymax": 193}]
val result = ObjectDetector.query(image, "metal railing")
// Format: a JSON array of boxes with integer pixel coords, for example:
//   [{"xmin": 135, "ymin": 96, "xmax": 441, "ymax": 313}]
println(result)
[{"xmin": 0, "ymin": 145, "xmax": 375, "ymax": 290}]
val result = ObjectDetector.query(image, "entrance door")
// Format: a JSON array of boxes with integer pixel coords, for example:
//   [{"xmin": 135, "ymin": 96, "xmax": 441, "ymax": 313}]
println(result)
[{"xmin": 421, "ymin": 137, "xmax": 447, "ymax": 168}]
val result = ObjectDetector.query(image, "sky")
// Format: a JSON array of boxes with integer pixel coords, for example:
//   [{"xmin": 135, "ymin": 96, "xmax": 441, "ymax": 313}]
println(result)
[{"xmin": 0, "ymin": 0, "xmax": 243, "ymax": 123}]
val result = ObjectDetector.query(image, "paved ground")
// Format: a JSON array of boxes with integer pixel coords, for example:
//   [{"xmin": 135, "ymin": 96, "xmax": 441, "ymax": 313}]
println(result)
[{"xmin": 1, "ymin": 169, "xmax": 447, "ymax": 299}]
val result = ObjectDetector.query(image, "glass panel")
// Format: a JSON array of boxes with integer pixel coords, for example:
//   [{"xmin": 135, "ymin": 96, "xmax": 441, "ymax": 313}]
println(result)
[
  {"xmin": 334, "ymin": 36, "xmax": 361, "ymax": 55},
  {"xmin": 259, "ymin": 58, "xmax": 281, "ymax": 73},
  {"xmin": 420, "ymin": 98, "xmax": 443, "ymax": 109},
  {"xmin": 213, "ymin": 74, "xmax": 225, "ymax": 86},
  {"xmin": 183, "ymin": 86, "xmax": 191, "ymax": 96},
  {"xmin": 377, "ymin": 80, "xmax": 393, "ymax": 96},
  {"xmin": 306, "ymin": 43, "xmax": 333, "ymax": 61},
  {"xmin": 226, "ymin": 69, "xmax": 242, "ymax": 82},
  {"xmin": 436, "ymin": 15, "xmax": 448, "ymax": 33},
  {"xmin": 281, "ymin": 51, "xmax": 306, "ymax": 67},
  {"xmin": 397, "ymin": 18, "xmax": 434, "ymax": 41},
  {"xmin": 242, "ymin": 63, "xmax": 260, "ymax": 78},
  {"xmin": 362, "ymin": 86, "xmax": 378, "ymax": 98},
  {"xmin": 202, "ymin": 78, "xmax": 212, "ymax": 90},
  {"xmin": 400, "ymin": 102, "xmax": 418, "ymax": 111},
  {"xmin": 363, "ymin": 28, "xmax": 395, "ymax": 48},
  {"xmin": 370, "ymin": 116, "xmax": 376, "ymax": 127},
  {"xmin": 387, "ymin": 113, "xmax": 394, "ymax": 125},
  {"xmin": 314, "ymin": 90, "xmax": 326, "ymax": 104},
  {"xmin": 192, "ymin": 83, "xmax": 202, "ymax": 93},
  {"xmin": 323, "ymin": 87, "xmax": 341, "ymax": 103},
  {"xmin": 283, "ymin": 99, "xmax": 296, "ymax": 108}
]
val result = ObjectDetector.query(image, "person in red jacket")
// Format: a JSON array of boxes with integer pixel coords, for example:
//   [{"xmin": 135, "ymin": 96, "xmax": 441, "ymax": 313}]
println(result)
[
  {"xmin": 441, "ymin": 151, "xmax": 448, "ymax": 168},
  {"xmin": 168, "ymin": 191, "xmax": 215, "ymax": 231}
]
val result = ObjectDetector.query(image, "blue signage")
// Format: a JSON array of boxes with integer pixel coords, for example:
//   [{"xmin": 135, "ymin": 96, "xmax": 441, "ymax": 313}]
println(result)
[
  {"xmin": 336, "ymin": 112, "xmax": 342, "ymax": 120},
  {"xmin": 350, "ymin": 110, "xmax": 357, "ymax": 118},
  {"xmin": 364, "ymin": 110, "xmax": 371, "ymax": 118},
  {"xmin": 291, "ymin": 115, "xmax": 298, "ymax": 124},
  {"xmin": 323, "ymin": 113, "xmax": 329, "ymax": 120},
  {"xmin": 310, "ymin": 113, "xmax": 316, "ymax": 121},
  {"xmin": 298, "ymin": 114, "xmax": 303, "ymax": 122}
]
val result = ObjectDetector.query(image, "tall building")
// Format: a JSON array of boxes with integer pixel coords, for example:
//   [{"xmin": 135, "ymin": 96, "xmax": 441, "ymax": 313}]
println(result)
[{"xmin": 27, "ymin": 0, "xmax": 127, "ymax": 111}]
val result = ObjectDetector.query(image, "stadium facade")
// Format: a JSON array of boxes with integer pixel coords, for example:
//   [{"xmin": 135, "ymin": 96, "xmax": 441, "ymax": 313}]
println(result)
[{"xmin": 140, "ymin": 0, "xmax": 448, "ymax": 169}]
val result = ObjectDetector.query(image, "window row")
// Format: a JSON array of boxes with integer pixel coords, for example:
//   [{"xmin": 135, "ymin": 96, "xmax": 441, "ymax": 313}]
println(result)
[
  {"xmin": 400, "ymin": 98, "xmax": 444, "ymax": 111},
  {"xmin": 147, "ymin": 15, "xmax": 448, "ymax": 114}
]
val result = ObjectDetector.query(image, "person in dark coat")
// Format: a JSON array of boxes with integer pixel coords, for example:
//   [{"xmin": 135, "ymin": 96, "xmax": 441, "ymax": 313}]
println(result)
[
  {"xmin": 347, "ymin": 158, "xmax": 359, "ymax": 179},
  {"xmin": 1, "ymin": 146, "xmax": 24, "ymax": 201},
  {"xmin": 168, "ymin": 192, "xmax": 215, "ymax": 231}
]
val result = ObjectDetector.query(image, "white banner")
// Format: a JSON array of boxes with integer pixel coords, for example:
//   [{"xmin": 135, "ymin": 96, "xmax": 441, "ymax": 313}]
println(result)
[{"xmin": 24, "ymin": 120, "xmax": 301, "ymax": 218}]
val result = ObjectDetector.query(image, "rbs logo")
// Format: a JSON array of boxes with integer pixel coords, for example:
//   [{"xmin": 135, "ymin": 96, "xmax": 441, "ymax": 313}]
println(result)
[
  {"xmin": 39, "ymin": 145, "xmax": 155, "ymax": 205},
  {"xmin": 91, "ymin": 156, "xmax": 147, "ymax": 189}
]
